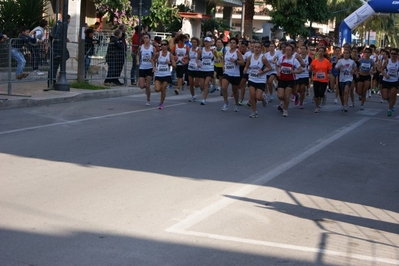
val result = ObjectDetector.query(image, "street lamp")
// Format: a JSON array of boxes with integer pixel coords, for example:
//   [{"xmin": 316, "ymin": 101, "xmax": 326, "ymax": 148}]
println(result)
[
  {"xmin": 241, "ymin": 0, "xmax": 245, "ymax": 38},
  {"xmin": 54, "ymin": 0, "xmax": 70, "ymax": 91}
]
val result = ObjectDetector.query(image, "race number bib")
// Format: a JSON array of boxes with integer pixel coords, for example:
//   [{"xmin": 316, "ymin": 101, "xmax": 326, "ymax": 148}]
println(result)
[
  {"xmin": 388, "ymin": 68, "xmax": 398, "ymax": 78},
  {"xmin": 316, "ymin": 72, "xmax": 326, "ymax": 80},
  {"xmin": 188, "ymin": 63, "xmax": 197, "ymax": 70},
  {"xmin": 226, "ymin": 62, "xmax": 235, "ymax": 70},
  {"xmin": 158, "ymin": 64, "xmax": 169, "ymax": 72},
  {"xmin": 281, "ymin": 66, "xmax": 291, "ymax": 74},
  {"xmin": 250, "ymin": 69, "xmax": 259, "ymax": 77},
  {"xmin": 202, "ymin": 59, "xmax": 211, "ymax": 66},
  {"xmin": 360, "ymin": 63, "xmax": 371, "ymax": 72}
]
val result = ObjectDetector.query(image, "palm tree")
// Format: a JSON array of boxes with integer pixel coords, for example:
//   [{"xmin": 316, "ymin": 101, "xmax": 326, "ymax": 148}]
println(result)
[{"xmin": 243, "ymin": 0, "xmax": 254, "ymax": 38}]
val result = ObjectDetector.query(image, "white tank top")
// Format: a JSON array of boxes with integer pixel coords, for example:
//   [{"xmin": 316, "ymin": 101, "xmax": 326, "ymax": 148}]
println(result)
[
  {"xmin": 139, "ymin": 44, "xmax": 154, "ymax": 70},
  {"xmin": 155, "ymin": 51, "xmax": 171, "ymax": 77},
  {"xmin": 264, "ymin": 52, "xmax": 277, "ymax": 75},
  {"xmin": 175, "ymin": 44, "xmax": 187, "ymax": 66},
  {"xmin": 296, "ymin": 55, "xmax": 310, "ymax": 79},
  {"xmin": 224, "ymin": 49, "xmax": 240, "ymax": 77},
  {"xmin": 383, "ymin": 59, "xmax": 399, "ymax": 82},
  {"xmin": 248, "ymin": 54, "xmax": 267, "ymax": 84},
  {"xmin": 188, "ymin": 47, "xmax": 199, "ymax": 71},
  {"xmin": 200, "ymin": 48, "xmax": 214, "ymax": 72}
]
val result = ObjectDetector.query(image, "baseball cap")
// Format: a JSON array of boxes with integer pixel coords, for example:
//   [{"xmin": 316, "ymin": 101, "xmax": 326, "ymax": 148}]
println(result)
[{"xmin": 204, "ymin": 37, "xmax": 212, "ymax": 42}]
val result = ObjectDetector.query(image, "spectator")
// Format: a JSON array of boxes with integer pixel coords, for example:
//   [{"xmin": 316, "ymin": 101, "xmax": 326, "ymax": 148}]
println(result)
[
  {"xmin": 114, "ymin": 24, "xmax": 127, "ymax": 86},
  {"xmin": 89, "ymin": 22, "xmax": 100, "ymax": 31},
  {"xmin": 48, "ymin": 14, "xmax": 71, "ymax": 88},
  {"xmin": 84, "ymin": 28, "xmax": 98, "ymax": 80},
  {"xmin": 30, "ymin": 19, "xmax": 48, "ymax": 74},
  {"xmin": 131, "ymin": 25, "xmax": 140, "ymax": 86},
  {"xmin": 104, "ymin": 29, "xmax": 124, "ymax": 86},
  {"xmin": 11, "ymin": 26, "xmax": 37, "ymax": 80}
]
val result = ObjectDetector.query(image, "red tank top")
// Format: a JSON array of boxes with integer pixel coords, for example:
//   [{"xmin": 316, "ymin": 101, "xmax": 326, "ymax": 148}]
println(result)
[{"xmin": 279, "ymin": 56, "xmax": 296, "ymax": 81}]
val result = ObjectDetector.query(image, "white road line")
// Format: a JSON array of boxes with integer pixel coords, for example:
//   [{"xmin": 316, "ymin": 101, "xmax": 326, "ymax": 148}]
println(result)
[
  {"xmin": 165, "ymin": 118, "xmax": 395, "ymax": 264},
  {"xmin": 0, "ymin": 103, "xmax": 186, "ymax": 135},
  {"xmin": 167, "ymin": 117, "xmax": 370, "ymax": 233},
  {"xmin": 178, "ymin": 230, "xmax": 399, "ymax": 265}
]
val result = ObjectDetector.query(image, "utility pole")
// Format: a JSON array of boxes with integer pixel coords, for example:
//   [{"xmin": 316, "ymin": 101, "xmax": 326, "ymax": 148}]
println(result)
[{"xmin": 54, "ymin": 0, "xmax": 70, "ymax": 91}]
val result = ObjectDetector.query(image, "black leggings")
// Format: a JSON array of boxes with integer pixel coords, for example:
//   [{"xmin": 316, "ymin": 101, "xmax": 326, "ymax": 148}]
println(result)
[{"xmin": 313, "ymin": 81, "xmax": 328, "ymax": 98}]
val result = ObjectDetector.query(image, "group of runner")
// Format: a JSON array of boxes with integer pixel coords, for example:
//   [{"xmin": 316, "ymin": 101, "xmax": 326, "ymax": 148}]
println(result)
[{"xmin": 135, "ymin": 32, "xmax": 398, "ymax": 117}]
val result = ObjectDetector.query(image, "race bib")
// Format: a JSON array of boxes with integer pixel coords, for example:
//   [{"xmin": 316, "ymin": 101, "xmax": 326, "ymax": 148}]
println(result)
[
  {"xmin": 281, "ymin": 66, "xmax": 291, "ymax": 74},
  {"xmin": 142, "ymin": 55, "xmax": 151, "ymax": 62},
  {"xmin": 202, "ymin": 59, "xmax": 211, "ymax": 66},
  {"xmin": 316, "ymin": 72, "xmax": 326, "ymax": 80},
  {"xmin": 226, "ymin": 62, "xmax": 235, "ymax": 70},
  {"xmin": 250, "ymin": 69, "xmax": 259, "ymax": 77},
  {"xmin": 388, "ymin": 68, "xmax": 398, "ymax": 78},
  {"xmin": 360, "ymin": 63, "xmax": 371, "ymax": 72},
  {"xmin": 158, "ymin": 64, "xmax": 169, "ymax": 72},
  {"xmin": 188, "ymin": 63, "xmax": 197, "ymax": 70}
]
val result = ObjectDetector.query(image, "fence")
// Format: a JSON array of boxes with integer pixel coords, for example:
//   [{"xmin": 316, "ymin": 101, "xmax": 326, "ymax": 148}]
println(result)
[{"xmin": 0, "ymin": 36, "xmax": 141, "ymax": 96}]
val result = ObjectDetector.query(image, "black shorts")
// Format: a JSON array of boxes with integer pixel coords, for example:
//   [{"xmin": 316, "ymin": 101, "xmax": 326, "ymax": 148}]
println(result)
[
  {"xmin": 214, "ymin": 67, "xmax": 223, "ymax": 79},
  {"xmin": 155, "ymin": 76, "xmax": 172, "ymax": 83},
  {"xmin": 200, "ymin": 71, "xmax": 214, "ymax": 79},
  {"xmin": 176, "ymin": 65, "xmax": 187, "ymax": 78},
  {"xmin": 381, "ymin": 81, "xmax": 399, "ymax": 89},
  {"xmin": 187, "ymin": 70, "xmax": 200, "ymax": 78},
  {"xmin": 267, "ymin": 74, "xmax": 277, "ymax": 80},
  {"xmin": 373, "ymin": 72, "xmax": 380, "ymax": 81},
  {"xmin": 139, "ymin": 68, "xmax": 153, "ymax": 78},
  {"xmin": 278, "ymin": 80, "xmax": 295, "ymax": 89},
  {"xmin": 313, "ymin": 81, "xmax": 328, "ymax": 98},
  {"xmin": 296, "ymin": 77, "xmax": 309, "ymax": 85},
  {"xmin": 357, "ymin": 74, "xmax": 371, "ymax": 82},
  {"xmin": 353, "ymin": 75, "xmax": 358, "ymax": 83},
  {"xmin": 248, "ymin": 81, "xmax": 266, "ymax": 91},
  {"xmin": 339, "ymin": 81, "xmax": 352, "ymax": 96},
  {"xmin": 223, "ymin": 74, "xmax": 241, "ymax": 86}
]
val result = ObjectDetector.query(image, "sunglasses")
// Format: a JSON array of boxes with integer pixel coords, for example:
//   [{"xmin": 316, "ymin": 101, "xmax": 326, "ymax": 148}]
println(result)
[
  {"xmin": 391, "ymin": 53, "xmax": 397, "ymax": 55},
  {"xmin": 160, "ymin": 43, "xmax": 168, "ymax": 46}
]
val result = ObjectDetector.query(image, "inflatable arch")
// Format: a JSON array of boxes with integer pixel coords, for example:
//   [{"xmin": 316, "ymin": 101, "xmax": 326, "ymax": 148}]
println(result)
[{"xmin": 339, "ymin": 0, "xmax": 399, "ymax": 46}]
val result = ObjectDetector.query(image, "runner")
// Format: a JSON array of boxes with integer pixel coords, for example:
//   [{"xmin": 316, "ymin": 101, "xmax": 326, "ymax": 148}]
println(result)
[
  {"xmin": 380, "ymin": 48, "xmax": 399, "ymax": 116},
  {"xmin": 276, "ymin": 44, "xmax": 303, "ymax": 117},
  {"xmin": 335, "ymin": 49, "xmax": 357, "ymax": 112},
  {"xmin": 197, "ymin": 37, "xmax": 217, "ymax": 105},
  {"xmin": 153, "ymin": 40, "xmax": 176, "ymax": 109},
  {"xmin": 214, "ymin": 38, "xmax": 225, "ymax": 94},
  {"xmin": 330, "ymin": 47, "xmax": 341, "ymax": 104},
  {"xmin": 377, "ymin": 49, "xmax": 389, "ymax": 103},
  {"xmin": 349, "ymin": 46, "xmax": 360, "ymax": 107},
  {"xmin": 221, "ymin": 37, "xmax": 245, "ymax": 112},
  {"xmin": 171, "ymin": 34, "xmax": 189, "ymax": 95},
  {"xmin": 137, "ymin": 33, "xmax": 156, "ymax": 106},
  {"xmin": 310, "ymin": 47, "xmax": 332, "ymax": 113},
  {"xmin": 356, "ymin": 47, "xmax": 375, "ymax": 110},
  {"xmin": 238, "ymin": 39, "xmax": 251, "ymax": 106},
  {"xmin": 243, "ymin": 41, "xmax": 272, "ymax": 118},
  {"xmin": 295, "ymin": 45, "xmax": 312, "ymax": 109},
  {"xmin": 187, "ymin": 37, "xmax": 201, "ymax": 102},
  {"xmin": 264, "ymin": 42, "xmax": 278, "ymax": 102}
]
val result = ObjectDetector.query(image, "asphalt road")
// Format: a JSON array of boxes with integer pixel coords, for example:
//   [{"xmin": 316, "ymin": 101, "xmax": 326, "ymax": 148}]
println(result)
[{"xmin": 1, "ymin": 89, "xmax": 398, "ymax": 266}]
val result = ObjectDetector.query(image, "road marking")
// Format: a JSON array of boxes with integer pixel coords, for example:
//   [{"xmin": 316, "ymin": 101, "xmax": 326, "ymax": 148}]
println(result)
[
  {"xmin": 165, "ymin": 118, "xmax": 397, "ymax": 264},
  {"xmin": 0, "ymin": 103, "xmax": 186, "ymax": 135},
  {"xmin": 355, "ymin": 108, "xmax": 383, "ymax": 116},
  {"xmin": 176, "ymin": 230, "xmax": 399, "ymax": 265}
]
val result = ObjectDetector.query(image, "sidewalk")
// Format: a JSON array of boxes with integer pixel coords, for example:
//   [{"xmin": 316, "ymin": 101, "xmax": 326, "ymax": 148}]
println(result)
[{"xmin": 0, "ymin": 80, "xmax": 142, "ymax": 110}]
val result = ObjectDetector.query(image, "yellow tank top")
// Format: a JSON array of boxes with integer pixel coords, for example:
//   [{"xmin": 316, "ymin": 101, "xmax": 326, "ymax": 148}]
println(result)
[{"xmin": 214, "ymin": 47, "xmax": 224, "ymax": 68}]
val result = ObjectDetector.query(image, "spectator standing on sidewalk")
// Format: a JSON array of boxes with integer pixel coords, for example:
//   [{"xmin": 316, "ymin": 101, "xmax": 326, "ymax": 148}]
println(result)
[
  {"xmin": 104, "ymin": 29, "xmax": 124, "ymax": 86},
  {"xmin": 48, "ymin": 14, "xmax": 71, "ymax": 88},
  {"xmin": 131, "ymin": 25, "xmax": 140, "ymax": 86},
  {"xmin": 84, "ymin": 28, "xmax": 99, "ymax": 80},
  {"xmin": 114, "ymin": 24, "xmax": 127, "ymax": 86},
  {"xmin": 30, "ymin": 19, "xmax": 48, "ymax": 75}
]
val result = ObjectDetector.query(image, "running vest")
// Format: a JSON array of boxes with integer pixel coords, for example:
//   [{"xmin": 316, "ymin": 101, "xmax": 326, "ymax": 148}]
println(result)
[
  {"xmin": 359, "ymin": 58, "xmax": 372, "ymax": 73},
  {"xmin": 296, "ymin": 55, "xmax": 311, "ymax": 79},
  {"xmin": 278, "ymin": 56, "xmax": 298, "ymax": 81},
  {"xmin": 214, "ymin": 47, "xmax": 224, "ymax": 68},
  {"xmin": 155, "ymin": 51, "xmax": 171, "ymax": 77},
  {"xmin": 188, "ymin": 47, "xmax": 199, "ymax": 71},
  {"xmin": 383, "ymin": 59, "xmax": 399, "ymax": 82},
  {"xmin": 139, "ymin": 44, "xmax": 154, "ymax": 70},
  {"xmin": 248, "ymin": 54, "xmax": 267, "ymax": 84},
  {"xmin": 175, "ymin": 44, "xmax": 187, "ymax": 66},
  {"xmin": 224, "ymin": 49, "xmax": 240, "ymax": 77},
  {"xmin": 200, "ymin": 48, "xmax": 214, "ymax": 72},
  {"xmin": 264, "ymin": 52, "xmax": 277, "ymax": 75}
]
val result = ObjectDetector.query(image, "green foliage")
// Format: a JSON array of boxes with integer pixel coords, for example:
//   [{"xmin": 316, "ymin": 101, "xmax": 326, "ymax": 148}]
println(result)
[
  {"xmin": 70, "ymin": 81, "xmax": 109, "ymax": 90},
  {"xmin": 93, "ymin": 0, "xmax": 134, "ymax": 29},
  {"xmin": 141, "ymin": 0, "xmax": 182, "ymax": 32},
  {"xmin": 0, "ymin": 0, "xmax": 49, "ymax": 37},
  {"xmin": 201, "ymin": 19, "xmax": 231, "ymax": 37}
]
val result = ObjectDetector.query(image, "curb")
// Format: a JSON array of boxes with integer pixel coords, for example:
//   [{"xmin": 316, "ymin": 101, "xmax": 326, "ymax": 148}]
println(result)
[{"xmin": 0, "ymin": 87, "xmax": 143, "ymax": 110}]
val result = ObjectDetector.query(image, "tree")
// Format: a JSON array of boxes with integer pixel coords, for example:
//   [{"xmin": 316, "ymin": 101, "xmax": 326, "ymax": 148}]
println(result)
[
  {"xmin": 244, "ymin": 0, "xmax": 254, "ymax": 39},
  {"xmin": 93, "ymin": 0, "xmax": 134, "ymax": 29},
  {"xmin": 141, "ymin": 0, "xmax": 183, "ymax": 32},
  {"xmin": 265, "ymin": 0, "xmax": 329, "ymax": 39}
]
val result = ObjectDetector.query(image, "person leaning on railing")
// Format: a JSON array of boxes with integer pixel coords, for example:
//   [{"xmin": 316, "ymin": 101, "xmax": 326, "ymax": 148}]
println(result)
[
  {"xmin": 11, "ymin": 26, "xmax": 37, "ymax": 80},
  {"xmin": 104, "ymin": 29, "xmax": 125, "ymax": 86}
]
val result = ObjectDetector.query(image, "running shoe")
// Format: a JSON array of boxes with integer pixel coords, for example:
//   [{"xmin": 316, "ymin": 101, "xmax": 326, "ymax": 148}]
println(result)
[
  {"xmin": 294, "ymin": 93, "xmax": 299, "ymax": 105},
  {"xmin": 380, "ymin": 99, "xmax": 385, "ymax": 103},
  {"xmin": 359, "ymin": 96, "xmax": 362, "ymax": 101},
  {"xmin": 209, "ymin": 86, "xmax": 217, "ymax": 93},
  {"xmin": 262, "ymin": 94, "xmax": 268, "ymax": 107},
  {"xmin": 200, "ymin": 100, "xmax": 206, "ymax": 105},
  {"xmin": 349, "ymin": 102, "xmax": 354, "ymax": 107},
  {"xmin": 344, "ymin": 106, "xmax": 348, "ymax": 112},
  {"xmin": 167, "ymin": 84, "xmax": 172, "ymax": 90},
  {"xmin": 299, "ymin": 104, "xmax": 304, "ymax": 109},
  {"xmin": 145, "ymin": 101, "xmax": 150, "ymax": 106},
  {"xmin": 334, "ymin": 98, "xmax": 338, "ymax": 104},
  {"xmin": 189, "ymin": 96, "xmax": 196, "ymax": 102},
  {"xmin": 341, "ymin": 106, "xmax": 344, "ymax": 112},
  {"xmin": 388, "ymin": 109, "xmax": 392, "ymax": 117},
  {"xmin": 249, "ymin": 112, "xmax": 258, "ymax": 118},
  {"xmin": 283, "ymin": 110, "xmax": 288, "ymax": 117},
  {"xmin": 327, "ymin": 88, "xmax": 332, "ymax": 93},
  {"xmin": 174, "ymin": 89, "xmax": 179, "ymax": 95},
  {"xmin": 291, "ymin": 95, "xmax": 295, "ymax": 102},
  {"xmin": 234, "ymin": 105, "xmax": 240, "ymax": 112},
  {"xmin": 222, "ymin": 102, "xmax": 229, "ymax": 111},
  {"xmin": 314, "ymin": 108, "xmax": 319, "ymax": 113},
  {"xmin": 158, "ymin": 103, "xmax": 164, "ymax": 109},
  {"xmin": 238, "ymin": 100, "xmax": 243, "ymax": 106},
  {"xmin": 269, "ymin": 95, "xmax": 274, "ymax": 102},
  {"xmin": 278, "ymin": 104, "xmax": 283, "ymax": 112},
  {"xmin": 392, "ymin": 106, "xmax": 395, "ymax": 112},
  {"xmin": 360, "ymin": 105, "xmax": 364, "ymax": 110},
  {"xmin": 305, "ymin": 88, "xmax": 310, "ymax": 96},
  {"xmin": 246, "ymin": 101, "xmax": 251, "ymax": 107}
]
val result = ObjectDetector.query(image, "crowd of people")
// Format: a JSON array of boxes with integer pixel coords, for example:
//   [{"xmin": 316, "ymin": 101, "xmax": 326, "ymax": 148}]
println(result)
[{"xmin": 129, "ymin": 27, "xmax": 398, "ymax": 117}]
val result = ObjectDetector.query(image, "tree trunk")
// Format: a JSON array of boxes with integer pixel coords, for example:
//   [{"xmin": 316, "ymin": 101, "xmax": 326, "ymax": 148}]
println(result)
[
  {"xmin": 244, "ymin": 0, "xmax": 254, "ymax": 39},
  {"xmin": 77, "ymin": 0, "xmax": 87, "ymax": 82}
]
